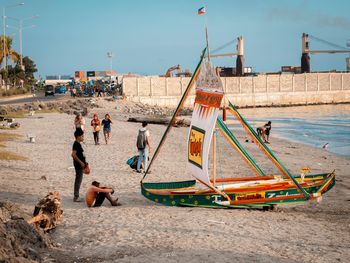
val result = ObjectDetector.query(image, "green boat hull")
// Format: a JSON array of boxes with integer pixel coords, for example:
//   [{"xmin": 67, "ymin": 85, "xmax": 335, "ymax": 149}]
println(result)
[{"xmin": 141, "ymin": 173, "xmax": 335, "ymax": 209}]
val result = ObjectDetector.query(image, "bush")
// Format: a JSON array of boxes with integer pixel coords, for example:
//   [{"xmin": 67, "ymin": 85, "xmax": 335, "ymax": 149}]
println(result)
[{"xmin": 0, "ymin": 88, "xmax": 29, "ymax": 97}]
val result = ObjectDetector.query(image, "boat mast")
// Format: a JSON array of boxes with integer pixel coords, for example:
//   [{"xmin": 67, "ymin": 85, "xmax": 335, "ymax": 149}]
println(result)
[
  {"xmin": 204, "ymin": 5, "xmax": 210, "ymax": 61},
  {"xmin": 212, "ymin": 129, "xmax": 217, "ymax": 186}
]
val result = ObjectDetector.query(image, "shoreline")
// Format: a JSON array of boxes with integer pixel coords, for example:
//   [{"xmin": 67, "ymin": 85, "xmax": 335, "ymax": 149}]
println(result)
[{"xmin": 0, "ymin": 100, "xmax": 349, "ymax": 262}]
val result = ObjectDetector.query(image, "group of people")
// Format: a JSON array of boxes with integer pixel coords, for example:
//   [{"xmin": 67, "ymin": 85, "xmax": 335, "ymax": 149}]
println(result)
[
  {"xmin": 71, "ymin": 111, "xmax": 269, "ymax": 207},
  {"xmin": 71, "ymin": 113, "xmax": 151, "ymax": 207},
  {"xmin": 74, "ymin": 113, "xmax": 113, "ymax": 145}
]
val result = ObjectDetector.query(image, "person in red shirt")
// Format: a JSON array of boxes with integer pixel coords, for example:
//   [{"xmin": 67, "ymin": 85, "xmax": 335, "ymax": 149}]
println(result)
[{"xmin": 85, "ymin": 181, "xmax": 120, "ymax": 207}]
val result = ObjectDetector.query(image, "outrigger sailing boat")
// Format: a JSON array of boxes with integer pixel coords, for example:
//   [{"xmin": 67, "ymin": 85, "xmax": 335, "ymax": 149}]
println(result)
[{"xmin": 141, "ymin": 48, "xmax": 335, "ymax": 209}]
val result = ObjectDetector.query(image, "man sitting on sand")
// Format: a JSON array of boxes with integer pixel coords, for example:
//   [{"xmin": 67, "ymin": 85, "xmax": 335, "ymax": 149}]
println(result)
[{"xmin": 85, "ymin": 181, "xmax": 121, "ymax": 207}]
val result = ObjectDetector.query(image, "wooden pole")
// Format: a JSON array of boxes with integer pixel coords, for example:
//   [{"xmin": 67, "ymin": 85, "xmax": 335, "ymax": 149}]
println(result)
[{"xmin": 212, "ymin": 129, "xmax": 217, "ymax": 186}]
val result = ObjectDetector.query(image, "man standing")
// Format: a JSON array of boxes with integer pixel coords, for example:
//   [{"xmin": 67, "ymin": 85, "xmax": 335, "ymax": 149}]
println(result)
[
  {"xmin": 71, "ymin": 128, "xmax": 87, "ymax": 202},
  {"xmin": 136, "ymin": 121, "xmax": 151, "ymax": 173}
]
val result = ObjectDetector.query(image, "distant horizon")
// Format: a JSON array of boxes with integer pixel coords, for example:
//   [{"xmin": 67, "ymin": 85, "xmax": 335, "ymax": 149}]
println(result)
[{"xmin": 1, "ymin": 0, "xmax": 349, "ymax": 78}]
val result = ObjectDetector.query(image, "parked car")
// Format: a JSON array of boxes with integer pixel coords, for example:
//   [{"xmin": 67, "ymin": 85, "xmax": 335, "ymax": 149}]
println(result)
[
  {"xmin": 44, "ymin": 85, "xmax": 55, "ymax": 96},
  {"xmin": 55, "ymin": 85, "xmax": 67, "ymax": 94}
]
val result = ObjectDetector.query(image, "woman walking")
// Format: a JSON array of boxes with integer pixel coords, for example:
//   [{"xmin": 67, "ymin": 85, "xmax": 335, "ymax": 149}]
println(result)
[
  {"xmin": 91, "ymin": 113, "xmax": 101, "ymax": 145},
  {"xmin": 74, "ymin": 113, "xmax": 86, "ymax": 131},
  {"xmin": 101, "ymin": 114, "xmax": 113, "ymax": 144}
]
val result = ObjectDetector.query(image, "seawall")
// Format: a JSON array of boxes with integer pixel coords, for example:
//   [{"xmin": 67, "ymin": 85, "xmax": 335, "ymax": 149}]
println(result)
[{"xmin": 123, "ymin": 72, "xmax": 350, "ymax": 107}]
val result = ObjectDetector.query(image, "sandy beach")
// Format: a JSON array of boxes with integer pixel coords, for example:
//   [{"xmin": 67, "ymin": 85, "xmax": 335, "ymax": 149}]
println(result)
[{"xmin": 0, "ymin": 99, "xmax": 349, "ymax": 263}]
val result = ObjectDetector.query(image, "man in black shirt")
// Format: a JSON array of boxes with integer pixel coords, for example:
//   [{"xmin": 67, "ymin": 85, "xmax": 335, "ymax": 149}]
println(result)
[{"xmin": 71, "ymin": 128, "xmax": 87, "ymax": 202}]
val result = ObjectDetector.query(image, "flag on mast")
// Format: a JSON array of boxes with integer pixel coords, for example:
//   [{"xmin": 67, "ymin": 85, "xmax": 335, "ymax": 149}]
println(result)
[{"xmin": 198, "ymin": 7, "xmax": 206, "ymax": 15}]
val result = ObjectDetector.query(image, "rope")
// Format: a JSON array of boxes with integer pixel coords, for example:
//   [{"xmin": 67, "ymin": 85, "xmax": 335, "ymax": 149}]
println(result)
[
  {"xmin": 211, "ymin": 38, "xmax": 238, "ymax": 55},
  {"xmin": 308, "ymin": 34, "xmax": 350, "ymax": 51}
]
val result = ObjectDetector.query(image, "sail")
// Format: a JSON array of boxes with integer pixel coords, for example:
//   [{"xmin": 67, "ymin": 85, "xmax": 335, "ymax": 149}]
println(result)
[{"xmin": 187, "ymin": 61, "xmax": 224, "ymax": 186}]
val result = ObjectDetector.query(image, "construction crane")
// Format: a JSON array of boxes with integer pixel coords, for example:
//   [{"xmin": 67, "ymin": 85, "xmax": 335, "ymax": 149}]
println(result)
[
  {"xmin": 209, "ymin": 36, "xmax": 245, "ymax": 76},
  {"xmin": 301, "ymin": 33, "xmax": 350, "ymax": 73},
  {"xmin": 161, "ymin": 65, "xmax": 192, "ymax": 77},
  {"xmin": 164, "ymin": 65, "xmax": 181, "ymax": 77}
]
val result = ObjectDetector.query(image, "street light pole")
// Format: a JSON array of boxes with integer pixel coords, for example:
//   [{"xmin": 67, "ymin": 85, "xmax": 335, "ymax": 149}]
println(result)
[
  {"xmin": 2, "ymin": 3, "xmax": 24, "ymax": 70},
  {"xmin": 107, "ymin": 52, "xmax": 113, "ymax": 74},
  {"xmin": 6, "ymin": 15, "xmax": 37, "ymax": 70}
]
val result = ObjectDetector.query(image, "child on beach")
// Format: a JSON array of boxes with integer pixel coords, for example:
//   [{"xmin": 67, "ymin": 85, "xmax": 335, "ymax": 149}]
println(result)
[
  {"xmin": 71, "ymin": 128, "xmax": 88, "ymax": 202},
  {"xmin": 74, "ymin": 113, "xmax": 86, "ymax": 131},
  {"xmin": 85, "ymin": 181, "xmax": 120, "ymax": 207},
  {"xmin": 101, "ymin": 114, "xmax": 113, "ymax": 144},
  {"xmin": 91, "ymin": 114, "xmax": 101, "ymax": 145},
  {"xmin": 257, "ymin": 121, "xmax": 272, "ymax": 143}
]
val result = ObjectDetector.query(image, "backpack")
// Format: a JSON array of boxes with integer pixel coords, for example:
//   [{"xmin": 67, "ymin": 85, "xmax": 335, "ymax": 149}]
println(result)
[
  {"xmin": 136, "ymin": 129, "xmax": 147, "ymax": 150},
  {"xmin": 127, "ymin": 155, "xmax": 139, "ymax": 170}
]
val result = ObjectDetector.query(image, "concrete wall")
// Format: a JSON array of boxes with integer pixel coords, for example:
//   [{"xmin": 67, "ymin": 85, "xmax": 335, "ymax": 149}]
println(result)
[{"xmin": 123, "ymin": 73, "xmax": 350, "ymax": 107}]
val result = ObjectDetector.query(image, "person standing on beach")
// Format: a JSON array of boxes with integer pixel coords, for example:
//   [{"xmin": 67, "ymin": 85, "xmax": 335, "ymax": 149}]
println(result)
[
  {"xmin": 71, "ymin": 128, "xmax": 88, "ymax": 202},
  {"xmin": 85, "ymin": 181, "xmax": 120, "ymax": 207},
  {"xmin": 264, "ymin": 121, "xmax": 272, "ymax": 143},
  {"xmin": 101, "ymin": 114, "xmax": 113, "ymax": 144},
  {"xmin": 91, "ymin": 113, "xmax": 101, "ymax": 145},
  {"xmin": 136, "ymin": 121, "xmax": 151, "ymax": 173},
  {"xmin": 74, "ymin": 113, "xmax": 86, "ymax": 131}
]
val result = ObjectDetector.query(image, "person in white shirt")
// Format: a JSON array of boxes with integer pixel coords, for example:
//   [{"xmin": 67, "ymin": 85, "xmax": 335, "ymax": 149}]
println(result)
[{"xmin": 136, "ymin": 121, "xmax": 151, "ymax": 173}]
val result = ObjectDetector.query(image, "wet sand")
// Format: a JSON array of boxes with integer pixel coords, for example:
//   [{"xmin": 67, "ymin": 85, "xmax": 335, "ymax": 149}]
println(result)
[{"xmin": 0, "ymin": 100, "xmax": 349, "ymax": 262}]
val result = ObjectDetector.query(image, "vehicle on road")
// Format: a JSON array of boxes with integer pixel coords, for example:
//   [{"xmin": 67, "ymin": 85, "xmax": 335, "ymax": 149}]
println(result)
[
  {"xmin": 44, "ymin": 85, "xmax": 55, "ymax": 96},
  {"xmin": 55, "ymin": 85, "xmax": 67, "ymax": 94}
]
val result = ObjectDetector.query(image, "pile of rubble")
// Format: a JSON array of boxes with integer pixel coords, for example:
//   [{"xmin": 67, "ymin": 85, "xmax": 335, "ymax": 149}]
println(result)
[
  {"xmin": 0, "ymin": 98, "xmax": 100, "ymax": 117},
  {"xmin": 0, "ymin": 202, "xmax": 53, "ymax": 263},
  {"xmin": 121, "ymin": 102, "xmax": 192, "ymax": 117}
]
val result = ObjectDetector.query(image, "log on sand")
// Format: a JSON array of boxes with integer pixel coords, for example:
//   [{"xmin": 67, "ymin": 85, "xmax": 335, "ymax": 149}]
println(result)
[
  {"xmin": 127, "ymin": 116, "xmax": 190, "ymax": 127},
  {"xmin": 27, "ymin": 191, "xmax": 63, "ymax": 232}
]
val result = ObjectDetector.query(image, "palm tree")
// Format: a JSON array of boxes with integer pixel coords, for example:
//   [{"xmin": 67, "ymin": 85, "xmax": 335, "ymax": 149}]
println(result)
[{"xmin": 0, "ymin": 35, "xmax": 20, "ymax": 67}]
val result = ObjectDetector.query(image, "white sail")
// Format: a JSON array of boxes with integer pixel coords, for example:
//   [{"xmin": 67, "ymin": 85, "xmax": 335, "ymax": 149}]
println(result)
[{"xmin": 187, "ymin": 61, "xmax": 224, "ymax": 187}]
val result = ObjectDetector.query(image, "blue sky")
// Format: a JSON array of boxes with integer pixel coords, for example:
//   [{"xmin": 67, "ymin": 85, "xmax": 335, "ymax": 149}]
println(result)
[{"xmin": 2, "ymin": 0, "xmax": 350, "ymax": 78}]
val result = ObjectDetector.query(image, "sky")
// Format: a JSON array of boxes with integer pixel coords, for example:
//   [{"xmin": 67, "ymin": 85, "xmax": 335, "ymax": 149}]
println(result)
[{"xmin": 1, "ymin": 0, "xmax": 350, "ymax": 78}]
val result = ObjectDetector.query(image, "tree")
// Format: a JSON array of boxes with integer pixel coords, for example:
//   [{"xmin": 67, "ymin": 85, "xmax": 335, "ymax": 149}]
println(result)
[
  {"xmin": 0, "ymin": 35, "xmax": 20, "ymax": 66},
  {"xmin": 22, "ymin": 56, "xmax": 37, "ymax": 85}
]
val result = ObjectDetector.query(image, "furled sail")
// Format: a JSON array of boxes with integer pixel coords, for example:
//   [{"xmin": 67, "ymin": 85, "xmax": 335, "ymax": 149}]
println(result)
[{"xmin": 187, "ymin": 61, "xmax": 224, "ymax": 187}]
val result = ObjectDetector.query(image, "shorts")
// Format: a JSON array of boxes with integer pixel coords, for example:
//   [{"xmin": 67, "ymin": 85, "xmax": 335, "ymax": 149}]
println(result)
[
  {"xmin": 93, "ymin": 192, "xmax": 106, "ymax": 207},
  {"xmin": 104, "ymin": 127, "xmax": 111, "ymax": 133}
]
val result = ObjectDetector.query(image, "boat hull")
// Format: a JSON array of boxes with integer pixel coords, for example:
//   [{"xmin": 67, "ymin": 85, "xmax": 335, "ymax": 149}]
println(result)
[{"xmin": 141, "ymin": 172, "xmax": 335, "ymax": 209}]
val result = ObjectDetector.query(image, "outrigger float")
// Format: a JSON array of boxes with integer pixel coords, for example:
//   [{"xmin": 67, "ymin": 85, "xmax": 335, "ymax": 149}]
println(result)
[{"xmin": 140, "ymin": 48, "xmax": 335, "ymax": 209}]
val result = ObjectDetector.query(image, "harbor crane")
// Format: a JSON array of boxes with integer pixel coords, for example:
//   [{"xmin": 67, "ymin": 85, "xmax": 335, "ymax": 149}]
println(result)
[
  {"xmin": 301, "ymin": 33, "xmax": 350, "ymax": 73},
  {"xmin": 209, "ymin": 36, "xmax": 245, "ymax": 76}
]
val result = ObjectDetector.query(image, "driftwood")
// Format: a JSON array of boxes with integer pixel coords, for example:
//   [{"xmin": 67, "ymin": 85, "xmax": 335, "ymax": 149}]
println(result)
[
  {"xmin": 128, "ymin": 116, "xmax": 190, "ymax": 127},
  {"xmin": 27, "ymin": 191, "xmax": 63, "ymax": 232}
]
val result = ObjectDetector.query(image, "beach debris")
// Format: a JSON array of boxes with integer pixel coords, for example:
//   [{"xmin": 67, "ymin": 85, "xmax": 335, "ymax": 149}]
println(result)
[
  {"xmin": 322, "ymin": 143, "xmax": 329, "ymax": 149},
  {"xmin": 27, "ymin": 191, "xmax": 63, "ymax": 232},
  {"xmin": 9, "ymin": 122, "xmax": 20, "ymax": 129},
  {"xmin": 0, "ymin": 201, "xmax": 53, "ymax": 262},
  {"xmin": 127, "ymin": 116, "xmax": 190, "ymax": 127},
  {"xmin": 207, "ymin": 220, "xmax": 225, "ymax": 225},
  {"xmin": 40, "ymin": 175, "xmax": 47, "ymax": 180},
  {"xmin": 27, "ymin": 133, "xmax": 36, "ymax": 143}
]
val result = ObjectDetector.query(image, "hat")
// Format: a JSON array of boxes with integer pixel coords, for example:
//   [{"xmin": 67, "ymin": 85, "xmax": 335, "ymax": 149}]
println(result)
[{"xmin": 74, "ymin": 128, "xmax": 84, "ymax": 138}]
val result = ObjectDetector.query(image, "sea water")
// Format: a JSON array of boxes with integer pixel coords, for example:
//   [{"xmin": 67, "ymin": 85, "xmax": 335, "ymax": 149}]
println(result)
[{"xmin": 227, "ymin": 105, "xmax": 350, "ymax": 158}]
